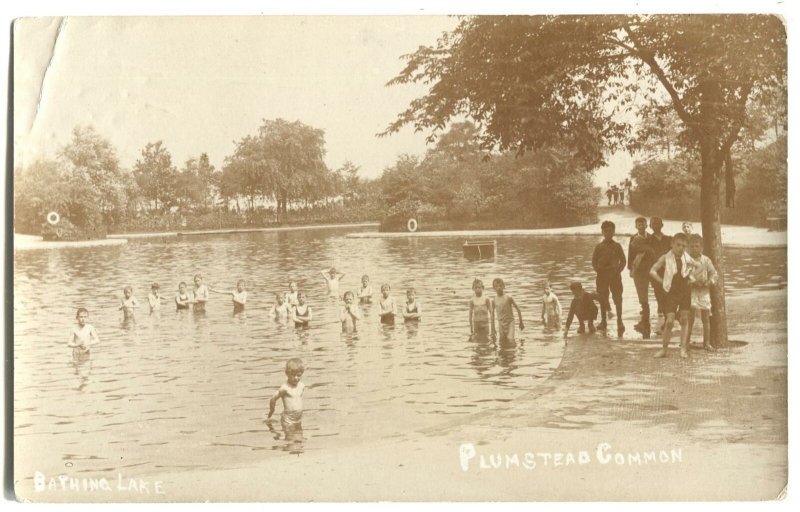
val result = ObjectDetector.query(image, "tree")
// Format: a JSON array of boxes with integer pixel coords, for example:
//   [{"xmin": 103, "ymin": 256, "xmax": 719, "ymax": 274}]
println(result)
[
  {"xmin": 223, "ymin": 119, "xmax": 329, "ymax": 218},
  {"xmin": 59, "ymin": 126, "xmax": 130, "ymax": 228},
  {"xmin": 133, "ymin": 141, "xmax": 177, "ymax": 213},
  {"xmin": 13, "ymin": 159, "xmax": 67, "ymax": 234},
  {"xmin": 383, "ymin": 15, "xmax": 786, "ymax": 346}
]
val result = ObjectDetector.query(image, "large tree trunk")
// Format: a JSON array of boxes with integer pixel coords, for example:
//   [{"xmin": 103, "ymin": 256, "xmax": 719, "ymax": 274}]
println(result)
[{"xmin": 699, "ymin": 148, "xmax": 729, "ymax": 347}]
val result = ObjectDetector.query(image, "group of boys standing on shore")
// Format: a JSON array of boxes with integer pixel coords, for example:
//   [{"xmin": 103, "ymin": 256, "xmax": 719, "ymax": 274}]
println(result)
[{"xmin": 564, "ymin": 216, "xmax": 718, "ymax": 359}]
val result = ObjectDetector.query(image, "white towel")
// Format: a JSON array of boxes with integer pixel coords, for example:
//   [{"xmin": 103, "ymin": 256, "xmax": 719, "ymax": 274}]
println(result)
[{"xmin": 662, "ymin": 252, "xmax": 693, "ymax": 293}]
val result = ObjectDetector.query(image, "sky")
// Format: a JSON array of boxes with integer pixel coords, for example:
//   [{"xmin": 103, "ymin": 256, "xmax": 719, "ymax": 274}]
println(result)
[{"xmin": 14, "ymin": 16, "xmax": 632, "ymax": 184}]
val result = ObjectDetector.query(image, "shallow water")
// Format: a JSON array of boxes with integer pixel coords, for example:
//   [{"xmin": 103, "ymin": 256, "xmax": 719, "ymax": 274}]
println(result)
[{"xmin": 13, "ymin": 227, "xmax": 786, "ymax": 478}]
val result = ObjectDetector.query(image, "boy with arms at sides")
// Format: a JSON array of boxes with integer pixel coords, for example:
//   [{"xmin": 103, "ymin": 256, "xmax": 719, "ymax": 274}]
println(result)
[{"xmin": 592, "ymin": 221, "xmax": 626, "ymax": 337}]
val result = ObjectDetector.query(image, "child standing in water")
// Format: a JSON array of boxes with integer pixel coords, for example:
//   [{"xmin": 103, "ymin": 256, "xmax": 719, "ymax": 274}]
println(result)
[
  {"xmin": 563, "ymin": 282, "xmax": 600, "ymax": 338},
  {"xmin": 320, "ymin": 267, "xmax": 345, "ymax": 296},
  {"xmin": 211, "ymin": 279, "xmax": 248, "ymax": 313},
  {"xmin": 540, "ymin": 281, "xmax": 562, "ymax": 330},
  {"xmin": 686, "ymin": 234, "xmax": 718, "ymax": 351},
  {"xmin": 68, "ymin": 308, "xmax": 100, "ymax": 357},
  {"xmin": 268, "ymin": 358, "xmax": 306, "ymax": 439},
  {"xmin": 469, "ymin": 279, "xmax": 495, "ymax": 339},
  {"xmin": 357, "ymin": 275, "xmax": 373, "ymax": 304},
  {"xmin": 175, "ymin": 282, "xmax": 192, "ymax": 311},
  {"xmin": 147, "ymin": 283, "xmax": 163, "ymax": 313},
  {"xmin": 119, "ymin": 286, "xmax": 138, "ymax": 321},
  {"xmin": 271, "ymin": 292, "xmax": 292, "ymax": 322},
  {"xmin": 292, "ymin": 292, "xmax": 313, "ymax": 328},
  {"xmin": 402, "ymin": 288, "xmax": 421, "ymax": 322},
  {"xmin": 340, "ymin": 291, "xmax": 362, "ymax": 333},
  {"xmin": 285, "ymin": 281, "xmax": 299, "ymax": 307},
  {"xmin": 492, "ymin": 278, "xmax": 524, "ymax": 344},
  {"xmin": 192, "ymin": 274, "xmax": 209, "ymax": 313},
  {"xmin": 378, "ymin": 283, "xmax": 397, "ymax": 325}
]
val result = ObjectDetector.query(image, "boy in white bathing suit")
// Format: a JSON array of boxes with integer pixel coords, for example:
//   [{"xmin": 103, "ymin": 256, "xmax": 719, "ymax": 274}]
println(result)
[
  {"xmin": 271, "ymin": 292, "xmax": 292, "ymax": 322},
  {"xmin": 192, "ymin": 274, "xmax": 209, "ymax": 313},
  {"xmin": 147, "ymin": 283, "xmax": 164, "ymax": 313},
  {"xmin": 357, "ymin": 275, "xmax": 373, "ymax": 304},
  {"xmin": 211, "ymin": 279, "xmax": 248, "ymax": 313},
  {"xmin": 285, "ymin": 281, "xmax": 299, "ymax": 307},
  {"xmin": 268, "ymin": 358, "xmax": 306, "ymax": 439},
  {"xmin": 69, "ymin": 308, "xmax": 100, "ymax": 357},
  {"xmin": 321, "ymin": 267, "xmax": 345, "ymax": 296},
  {"xmin": 469, "ymin": 279, "xmax": 495, "ymax": 339}
]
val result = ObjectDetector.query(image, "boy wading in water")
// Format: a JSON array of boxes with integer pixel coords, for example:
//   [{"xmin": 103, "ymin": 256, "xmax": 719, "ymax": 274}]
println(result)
[
  {"xmin": 492, "ymin": 278, "xmax": 524, "ymax": 344},
  {"xmin": 469, "ymin": 279, "xmax": 495, "ymax": 340},
  {"xmin": 268, "ymin": 358, "xmax": 306, "ymax": 440},
  {"xmin": 650, "ymin": 233, "xmax": 692, "ymax": 358},
  {"xmin": 592, "ymin": 221, "xmax": 626, "ymax": 337},
  {"xmin": 629, "ymin": 217, "xmax": 656, "ymax": 338}
]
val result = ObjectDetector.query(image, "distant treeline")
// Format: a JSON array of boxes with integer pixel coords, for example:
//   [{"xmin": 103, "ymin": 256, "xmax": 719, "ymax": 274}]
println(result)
[{"xmin": 15, "ymin": 121, "xmax": 601, "ymax": 237}]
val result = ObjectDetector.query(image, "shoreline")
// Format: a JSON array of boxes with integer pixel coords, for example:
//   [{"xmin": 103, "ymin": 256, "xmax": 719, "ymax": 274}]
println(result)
[
  {"xmin": 15, "ymin": 289, "xmax": 787, "ymax": 502},
  {"xmin": 12, "ymin": 222, "xmax": 380, "ymax": 250},
  {"xmin": 346, "ymin": 208, "xmax": 786, "ymax": 248}
]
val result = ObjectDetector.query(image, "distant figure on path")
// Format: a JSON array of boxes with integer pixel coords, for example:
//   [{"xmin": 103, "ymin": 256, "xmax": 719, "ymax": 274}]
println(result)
[
  {"xmin": 686, "ymin": 234, "xmax": 718, "ymax": 351},
  {"xmin": 624, "ymin": 178, "xmax": 632, "ymax": 204},
  {"xmin": 606, "ymin": 184, "xmax": 613, "ymax": 206},
  {"xmin": 629, "ymin": 217, "xmax": 656, "ymax": 338},
  {"xmin": 563, "ymin": 282, "xmax": 599, "ymax": 338},
  {"xmin": 469, "ymin": 279, "xmax": 495, "ymax": 340},
  {"xmin": 492, "ymin": 278, "xmax": 524, "ymax": 344},
  {"xmin": 611, "ymin": 185, "xmax": 620, "ymax": 205},
  {"xmin": 650, "ymin": 233, "xmax": 692, "ymax": 359},
  {"xmin": 592, "ymin": 221, "xmax": 627, "ymax": 337},
  {"xmin": 540, "ymin": 281, "xmax": 562, "ymax": 329}
]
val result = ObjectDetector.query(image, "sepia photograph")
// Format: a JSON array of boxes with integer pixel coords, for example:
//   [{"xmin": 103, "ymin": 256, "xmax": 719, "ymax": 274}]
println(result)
[{"xmin": 8, "ymin": 8, "xmax": 789, "ymax": 503}]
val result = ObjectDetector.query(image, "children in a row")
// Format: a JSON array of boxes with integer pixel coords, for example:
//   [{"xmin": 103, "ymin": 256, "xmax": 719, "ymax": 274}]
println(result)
[{"xmin": 468, "ymin": 278, "xmax": 524, "ymax": 343}]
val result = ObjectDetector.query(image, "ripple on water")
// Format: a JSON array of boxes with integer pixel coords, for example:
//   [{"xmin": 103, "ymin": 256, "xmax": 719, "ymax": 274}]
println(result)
[{"xmin": 13, "ymin": 229, "xmax": 785, "ymax": 476}]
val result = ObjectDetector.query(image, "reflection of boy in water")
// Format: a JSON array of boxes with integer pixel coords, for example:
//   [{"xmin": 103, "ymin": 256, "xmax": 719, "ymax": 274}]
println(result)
[
  {"xmin": 563, "ymin": 282, "xmax": 599, "ymax": 338},
  {"xmin": 268, "ymin": 358, "xmax": 305, "ymax": 441}
]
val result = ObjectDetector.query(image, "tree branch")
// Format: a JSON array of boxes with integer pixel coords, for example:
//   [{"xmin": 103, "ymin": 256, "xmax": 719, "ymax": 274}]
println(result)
[
  {"xmin": 720, "ymin": 81, "xmax": 754, "ymax": 154},
  {"xmin": 622, "ymin": 24, "xmax": 697, "ymax": 131}
]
